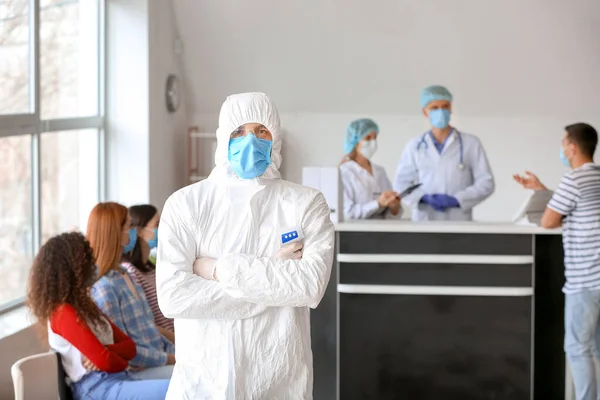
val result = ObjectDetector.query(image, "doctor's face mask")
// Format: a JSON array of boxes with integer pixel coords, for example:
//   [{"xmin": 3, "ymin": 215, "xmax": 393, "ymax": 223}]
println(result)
[
  {"xmin": 424, "ymin": 100, "xmax": 452, "ymax": 129},
  {"xmin": 228, "ymin": 123, "xmax": 273, "ymax": 179}
]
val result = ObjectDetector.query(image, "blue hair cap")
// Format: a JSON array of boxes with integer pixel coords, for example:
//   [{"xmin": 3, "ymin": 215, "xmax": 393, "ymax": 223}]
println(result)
[
  {"xmin": 344, "ymin": 118, "xmax": 379, "ymax": 154},
  {"xmin": 420, "ymin": 85, "xmax": 453, "ymax": 108}
]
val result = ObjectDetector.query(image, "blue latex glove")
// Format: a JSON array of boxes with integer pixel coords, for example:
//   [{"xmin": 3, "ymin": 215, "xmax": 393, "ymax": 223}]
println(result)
[
  {"xmin": 432, "ymin": 194, "xmax": 459, "ymax": 209},
  {"xmin": 421, "ymin": 194, "xmax": 459, "ymax": 212},
  {"xmin": 421, "ymin": 194, "xmax": 445, "ymax": 212}
]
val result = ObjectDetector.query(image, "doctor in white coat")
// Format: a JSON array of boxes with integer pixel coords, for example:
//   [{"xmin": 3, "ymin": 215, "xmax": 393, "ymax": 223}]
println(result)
[
  {"xmin": 394, "ymin": 85, "xmax": 495, "ymax": 221},
  {"xmin": 156, "ymin": 93, "xmax": 335, "ymax": 399}
]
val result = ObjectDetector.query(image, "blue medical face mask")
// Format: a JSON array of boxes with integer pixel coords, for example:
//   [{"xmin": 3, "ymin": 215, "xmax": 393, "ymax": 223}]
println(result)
[
  {"xmin": 147, "ymin": 228, "xmax": 158, "ymax": 249},
  {"xmin": 429, "ymin": 109, "xmax": 451, "ymax": 129},
  {"xmin": 228, "ymin": 134, "xmax": 273, "ymax": 179},
  {"xmin": 560, "ymin": 147, "xmax": 570, "ymax": 167},
  {"xmin": 123, "ymin": 228, "xmax": 137, "ymax": 254}
]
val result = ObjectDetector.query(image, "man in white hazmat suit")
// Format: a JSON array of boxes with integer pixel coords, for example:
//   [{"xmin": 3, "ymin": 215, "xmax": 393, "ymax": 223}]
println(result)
[{"xmin": 156, "ymin": 92, "xmax": 335, "ymax": 399}]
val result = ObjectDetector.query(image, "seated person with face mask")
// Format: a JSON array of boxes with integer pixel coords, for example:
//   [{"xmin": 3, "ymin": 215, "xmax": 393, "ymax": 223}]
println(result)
[
  {"xmin": 122, "ymin": 204, "xmax": 174, "ymax": 336},
  {"xmin": 339, "ymin": 118, "xmax": 401, "ymax": 220}
]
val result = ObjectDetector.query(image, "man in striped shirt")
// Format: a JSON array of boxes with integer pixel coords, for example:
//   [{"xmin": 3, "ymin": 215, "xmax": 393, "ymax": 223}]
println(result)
[{"xmin": 514, "ymin": 122, "xmax": 599, "ymax": 400}]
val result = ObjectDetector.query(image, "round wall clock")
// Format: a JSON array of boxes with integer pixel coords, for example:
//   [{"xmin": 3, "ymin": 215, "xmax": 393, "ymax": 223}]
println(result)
[{"xmin": 165, "ymin": 74, "xmax": 180, "ymax": 113}]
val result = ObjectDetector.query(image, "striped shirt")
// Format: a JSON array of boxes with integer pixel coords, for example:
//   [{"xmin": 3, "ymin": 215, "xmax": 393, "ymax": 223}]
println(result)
[
  {"xmin": 123, "ymin": 262, "xmax": 174, "ymax": 332},
  {"xmin": 547, "ymin": 163, "xmax": 600, "ymax": 293}
]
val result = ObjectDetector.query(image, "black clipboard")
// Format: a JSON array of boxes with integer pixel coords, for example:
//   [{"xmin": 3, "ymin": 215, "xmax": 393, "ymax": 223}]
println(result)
[{"xmin": 398, "ymin": 183, "xmax": 422, "ymax": 198}]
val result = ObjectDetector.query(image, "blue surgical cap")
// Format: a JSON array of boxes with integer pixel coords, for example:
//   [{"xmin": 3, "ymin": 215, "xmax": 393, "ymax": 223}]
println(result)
[
  {"xmin": 420, "ymin": 85, "xmax": 453, "ymax": 108},
  {"xmin": 344, "ymin": 118, "xmax": 379, "ymax": 154}
]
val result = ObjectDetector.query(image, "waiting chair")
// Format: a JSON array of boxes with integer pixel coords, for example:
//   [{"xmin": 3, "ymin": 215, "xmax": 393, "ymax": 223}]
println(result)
[{"xmin": 11, "ymin": 351, "xmax": 73, "ymax": 400}]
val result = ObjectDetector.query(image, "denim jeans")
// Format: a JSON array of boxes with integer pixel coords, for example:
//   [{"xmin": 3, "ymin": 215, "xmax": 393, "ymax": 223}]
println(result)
[
  {"xmin": 565, "ymin": 289, "xmax": 600, "ymax": 400},
  {"xmin": 70, "ymin": 371, "xmax": 169, "ymax": 400},
  {"xmin": 128, "ymin": 364, "xmax": 173, "ymax": 380}
]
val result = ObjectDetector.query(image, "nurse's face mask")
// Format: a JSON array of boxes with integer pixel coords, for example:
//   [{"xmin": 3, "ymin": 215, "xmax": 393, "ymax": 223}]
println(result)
[
  {"xmin": 228, "ymin": 123, "xmax": 273, "ymax": 179},
  {"xmin": 358, "ymin": 132, "xmax": 378, "ymax": 160}
]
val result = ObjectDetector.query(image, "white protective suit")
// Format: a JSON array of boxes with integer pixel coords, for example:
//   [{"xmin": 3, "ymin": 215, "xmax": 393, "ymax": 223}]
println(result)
[{"xmin": 156, "ymin": 92, "xmax": 335, "ymax": 400}]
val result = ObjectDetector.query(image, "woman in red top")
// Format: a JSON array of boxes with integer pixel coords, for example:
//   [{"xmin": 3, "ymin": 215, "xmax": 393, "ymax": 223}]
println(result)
[{"xmin": 27, "ymin": 232, "xmax": 169, "ymax": 400}]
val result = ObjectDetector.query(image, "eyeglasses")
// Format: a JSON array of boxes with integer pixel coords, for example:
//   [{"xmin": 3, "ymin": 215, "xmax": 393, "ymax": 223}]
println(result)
[{"xmin": 230, "ymin": 125, "xmax": 271, "ymax": 140}]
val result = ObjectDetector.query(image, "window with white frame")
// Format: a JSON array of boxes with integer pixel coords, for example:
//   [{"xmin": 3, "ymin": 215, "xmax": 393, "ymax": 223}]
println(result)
[{"xmin": 0, "ymin": 0, "xmax": 104, "ymax": 311}]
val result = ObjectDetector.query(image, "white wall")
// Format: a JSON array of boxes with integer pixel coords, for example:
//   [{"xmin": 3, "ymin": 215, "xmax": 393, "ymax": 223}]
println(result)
[
  {"xmin": 174, "ymin": 0, "xmax": 600, "ymax": 221},
  {"xmin": 193, "ymin": 112, "xmax": 599, "ymax": 220},
  {"xmin": 148, "ymin": 0, "xmax": 188, "ymax": 208},
  {"xmin": 107, "ymin": 0, "xmax": 188, "ymax": 209}
]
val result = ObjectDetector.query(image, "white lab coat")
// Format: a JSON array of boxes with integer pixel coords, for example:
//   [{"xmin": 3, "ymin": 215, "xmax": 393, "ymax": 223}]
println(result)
[
  {"xmin": 156, "ymin": 93, "xmax": 335, "ymax": 400},
  {"xmin": 393, "ymin": 130, "xmax": 495, "ymax": 221},
  {"xmin": 340, "ymin": 160, "xmax": 400, "ymax": 220}
]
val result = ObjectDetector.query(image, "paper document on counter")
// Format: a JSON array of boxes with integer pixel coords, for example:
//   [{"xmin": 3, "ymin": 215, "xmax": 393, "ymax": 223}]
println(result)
[
  {"xmin": 302, "ymin": 166, "xmax": 342, "ymax": 224},
  {"xmin": 513, "ymin": 190, "xmax": 555, "ymax": 226}
]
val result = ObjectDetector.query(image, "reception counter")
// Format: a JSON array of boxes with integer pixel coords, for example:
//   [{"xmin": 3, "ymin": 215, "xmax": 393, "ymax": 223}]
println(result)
[{"xmin": 310, "ymin": 221, "xmax": 565, "ymax": 400}]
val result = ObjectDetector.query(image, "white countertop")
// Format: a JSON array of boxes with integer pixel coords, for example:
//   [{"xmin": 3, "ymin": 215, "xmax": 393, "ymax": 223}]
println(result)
[{"xmin": 335, "ymin": 220, "xmax": 562, "ymax": 235}]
